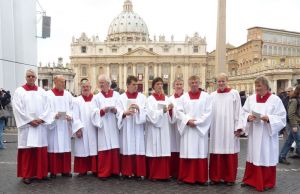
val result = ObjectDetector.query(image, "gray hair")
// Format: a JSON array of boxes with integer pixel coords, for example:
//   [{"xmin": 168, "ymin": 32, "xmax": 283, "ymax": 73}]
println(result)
[
  {"xmin": 255, "ymin": 76, "xmax": 270, "ymax": 90},
  {"xmin": 217, "ymin": 72, "xmax": 228, "ymax": 81},
  {"xmin": 25, "ymin": 69, "xmax": 36, "ymax": 76},
  {"xmin": 98, "ymin": 74, "xmax": 111, "ymax": 86},
  {"xmin": 172, "ymin": 77, "xmax": 184, "ymax": 87}
]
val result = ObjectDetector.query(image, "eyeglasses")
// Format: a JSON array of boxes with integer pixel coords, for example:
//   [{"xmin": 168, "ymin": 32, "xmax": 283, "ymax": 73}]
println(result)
[{"xmin": 26, "ymin": 75, "xmax": 36, "ymax": 78}]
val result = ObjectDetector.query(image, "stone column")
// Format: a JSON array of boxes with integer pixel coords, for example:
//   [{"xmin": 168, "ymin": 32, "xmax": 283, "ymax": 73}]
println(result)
[
  {"xmin": 170, "ymin": 63, "xmax": 175, "ymax": 94},
  {"xmin": 288, "ymin": 79, "xmax": 292, "ymax": 87},
  {"xmin": 145, "ymin": 63, "xmax": 149, "ymax": 94},
  {"xmin": 272, "ymin": 80, "xmax": 277, "ymax": 94},
  {"xmin": 106, "ymin": 64, "xmax": 110, "ymax": 78},
  {"xmin": 132, "ymin": 63, "xmax": 136, "ymax": 76},
  {"xmin": 158, "ymin": 63, "xmax": 162, "ymax": 78},
  {"xmin": 123, "ymin": 63, "xmax": 127, "ymax": 89},
  {"xmin": 215, "ymin": 0, "xmax": 227, "ymax": 74},
  {"xmin": 118, "ymin": 64, "xmax": 122, "ymax": 89},
  {"xmin": 91, "ymin": 64, "xmax": 96, "ymax": 90},
  {"xmin": 184, "ymin": 63, "xmax": 189, "ymax": 91},
  {"xmin": 201, "ymin": 64, "xmax": 206, "ymax": 89},
  {"xmin": 154, "ymin": 63, "xmax": 158, "ymax": 77}
]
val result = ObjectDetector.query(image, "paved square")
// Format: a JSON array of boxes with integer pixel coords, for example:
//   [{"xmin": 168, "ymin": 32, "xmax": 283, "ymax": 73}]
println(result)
[{"xmin": 1, "ymin": 133, "xmax": 299, "ymax": 194}]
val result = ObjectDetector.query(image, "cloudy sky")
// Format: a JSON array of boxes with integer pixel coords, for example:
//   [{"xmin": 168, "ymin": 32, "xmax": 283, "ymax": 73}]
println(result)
[{"xmin": 37, "ymin": 0, "xmax": 300, "ymax": 65}]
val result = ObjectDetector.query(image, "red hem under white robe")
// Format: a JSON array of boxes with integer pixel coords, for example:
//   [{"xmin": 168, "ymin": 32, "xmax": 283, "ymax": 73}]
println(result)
[
  {"xmin": 48, "ymin": 152, "xmax": 71, "ymax": 174},
  {"xmin": 209, "ymin": 153, "xmax": 238, "ymax": 183},
  {"xmin": 242, "ymin": 162, "xmax": 276, "ymax": 192},
  {"xmin": 209, "ymin": 88, "xmax": 242, "ymax": 183},
  {"xmin": 17, "ymin": 147, "xmax": 48, "ymax": 179},
  {"xmin": 97, "ymin": 148, "xmax": 120, "ymax": 178},
  {"xmin": 74, "ymin": 156, "xmax": 97, "ymax": 174},
  {"xmin": 170, "ymin": 152, "xmax": 179, "ymax": 178},
  {"xmin": 241, "ymin": 92, "xmax": 286, "ymax": 192},
  {"xmin": 147, "ymin": 156, "xmax": 171, "ymax": 180},
  {"xmin": 178, "ymin": 158, "xmax": 208, "ymax": 184},
  {"xmin": 121, "ymin": 155, "xmax": 146, "ymax": 177}
]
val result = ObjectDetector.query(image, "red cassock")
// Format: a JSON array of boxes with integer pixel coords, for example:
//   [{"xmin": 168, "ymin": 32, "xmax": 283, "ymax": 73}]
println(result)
[
  {"xmin": 48, "ymin": 152, "xmax": 71, "ymax": 174},
  {"xmin": 147, "ymin": 157, "xmax": 170, "ymax": 180},
  {"xmin": 243, "ymin": 93, "xmax": 283, "ymax": 191},
  {"xmin": 176, "ymin": 90, "xmax": 212, "ymax": 184},
  {"xmin": 178, "ymin": 158, "xmax": 208, "ymax": 184},
  {"xmin": 145, "ymin": 93, "xmax": 172, "ymax": 180},
  {"xmin": 121, "ymin": 155, "xmax": 146, "ymax": 177},
  {"xmin": 243, "ymin": 162, "xmax": 276, "ymax": 192},
  {"xmin": 74, "ymin": 156, "xmax": 97, "ymax": 174},
  {"xmin": 170, "ymin": 152, "xmax": 180, "ymax": 178},
  {"xmin": 209, "ymin": 153, "xmax": 238, "ymax": 183},
  {"xmin": 17, "ymin": 147, "xmax": 48, "ymax": 179},
  {"xmin": 97, "ymin": 148, "xmax": 120, "ymax": 178}
]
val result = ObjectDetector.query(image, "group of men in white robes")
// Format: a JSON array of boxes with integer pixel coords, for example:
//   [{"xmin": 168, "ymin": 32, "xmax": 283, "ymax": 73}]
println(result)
[{"xmin": 13, "ymin": 69, "xmax": 286, "ymax": 192}]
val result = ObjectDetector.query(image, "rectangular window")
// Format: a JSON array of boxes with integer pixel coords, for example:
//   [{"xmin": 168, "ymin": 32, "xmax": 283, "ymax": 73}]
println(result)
[
  {"xmin": 81, "ymin": 46, "xmax": 87, "ymax": 53},
  {"xmin": 163, "ymin": 47, "xmax": 169, "ymax": 52},
  {"xmin": 149, "ymin": 48, "xmax": 153, "ymax": 52},
  {"xmin": 193, "ymin": 46, "xmax": 198, "ymax": 53},
  {"xmin": 99, "ymin": 48, "xmax": 103, "ymax": 53},
  {"xmin": 112, "ymin": 48, "xmax": 117, "ymax": 53},
  {"xmin": 128, "ymin": 48, "xmax": 132, "ymax": 52},
  {"xmin": 177, "ymin": 48, "xmax": 182, "ymax": 53}
]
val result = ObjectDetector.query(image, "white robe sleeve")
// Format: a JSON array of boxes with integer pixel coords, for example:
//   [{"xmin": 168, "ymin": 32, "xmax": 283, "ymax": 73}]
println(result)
[
  {"xmin": 72, "ymin": 98, "xmax": 84, "ymax": 135},
  {"xmin": 66, "ymin": 92, "xmax": 74, "ymax": 119},
  {"xmin": 12, "ymin": 89, "xmax": 33, "ymax": 128},
  {"xmin": 116, "ymin": 96, "xmax": 125, "ymax": 129},
  {"xmin": 266, "ymin": 97, "xmax": 287, "ymax": 136},
  {"xmin": 134, "ymin": 95, "xmax": 147, "ymax": 125},
  {"xmin": 242, "ymin": 97, "xmax": 252, "ymax": 135},
  {"xmin": 146, "ymin": 96, "xmax": 165, "ymax": 128},
  {"xmin": 176, "ymin": 96, "xmax": 192, "ymax": 136},
  {"xmin": 194, "ymin": 94, "xmax": 212, "ymax": 136},
  {"xmin": 90, "ymin": 97, "xmax": 103, "ymax": 129},
  {"xmin": 233, "ymin": 91, "xmax": 244, "ymax": 132}
]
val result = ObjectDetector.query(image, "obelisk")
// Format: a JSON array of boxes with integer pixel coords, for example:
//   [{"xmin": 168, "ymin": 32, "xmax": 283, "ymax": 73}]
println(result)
[{"xmin": 215, "ymin": 0, "xmax": 227, "ymax": 74}]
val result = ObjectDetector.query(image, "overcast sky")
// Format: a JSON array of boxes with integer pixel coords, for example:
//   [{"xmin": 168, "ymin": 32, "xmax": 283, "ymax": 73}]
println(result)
[{"xmin": 37, "ymin": 0, "xmax": 300, "ymax": 65}]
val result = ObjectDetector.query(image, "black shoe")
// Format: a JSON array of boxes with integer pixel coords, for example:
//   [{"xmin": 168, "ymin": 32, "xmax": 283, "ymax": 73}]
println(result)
[
  {"xmin": 240, "ymin": 183, "xmax": 248, "ymax": 187},
  {"xmin": 136, "ymin": 176, "xmax": 145, "ymax": 181},
  {"xmin": 42, "ymin": 176, "xmax": 50, "ymax": 181},
  {"xmin": 279, "ymin": 158, "xmax": 291, "ymax": 165},
  {"xmin": 98, "ymin": 177, "xmax": 108, "ymax": 181},
  {"xmin": 62, "ymin": 173, "xmax": 72, "ymax": 177},
  {"xmin": 50, "ymin": 173, "xmax": 56, "ymax": 179},
  {"xmin": 209, "ymin": 181, "xmax": 220, "ymax": 185},
  {"xmin": 149, "ymin": 178, "xmax": 157, "ymax": 182},
  {"xmin": 264, "ymin": 187, "xmax": 272, "ymax": 191},
  {"xmin": 23, "ymin": 178, "xmax": 32, "ymax": 185},
  {"xmin": 198, "ymin": 182, "xmax": 209, "ymax": 186},
  {"xmin": 289, "ymin": 147, "xmax": 295, "ymax": 152},
  {"xmin": 177, "ymin": 180, "xmax": 184, "ymax": 185},
  {"xmin": 289, "ymin": 154, "xmax": 300, "ymax": 159},
  {"xmin": 225, "ymin": 182, "xmax": 235, "ymax": 186},
  {"xmin": 77, "ymin": 173, "xmax": 87, "ymax": 177}
]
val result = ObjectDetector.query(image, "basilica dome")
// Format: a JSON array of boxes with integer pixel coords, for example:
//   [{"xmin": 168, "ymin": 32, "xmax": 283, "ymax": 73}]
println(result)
[{"xmin": 107, "ymin": 0, "xmax": 149, "ymax": 42}]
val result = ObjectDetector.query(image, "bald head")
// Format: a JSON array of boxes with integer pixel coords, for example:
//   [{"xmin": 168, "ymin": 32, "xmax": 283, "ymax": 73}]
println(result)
[{"xmin": 54, "ymin": 75, "xmax": 65, "ymax": 91}]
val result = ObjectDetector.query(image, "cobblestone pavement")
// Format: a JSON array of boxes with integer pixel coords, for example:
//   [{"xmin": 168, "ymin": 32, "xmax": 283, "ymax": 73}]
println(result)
[{"xmin": 0, "ymin": 133, "xmax": 299, "ymax": 194}]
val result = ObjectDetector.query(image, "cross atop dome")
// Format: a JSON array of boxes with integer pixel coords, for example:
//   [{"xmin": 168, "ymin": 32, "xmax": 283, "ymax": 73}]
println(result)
[{"xmin": 123, "ymin": 0, "xmax": 133, "ymax": 12}]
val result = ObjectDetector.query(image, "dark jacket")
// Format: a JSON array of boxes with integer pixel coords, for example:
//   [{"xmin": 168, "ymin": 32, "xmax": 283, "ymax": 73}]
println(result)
[
  {"xmin": 287, "ymin": 97, "xmax": 300, "ymax": 128},
  {"xmin": 0, "ymin": 89, "xmax": 11, "ymax": 109}
]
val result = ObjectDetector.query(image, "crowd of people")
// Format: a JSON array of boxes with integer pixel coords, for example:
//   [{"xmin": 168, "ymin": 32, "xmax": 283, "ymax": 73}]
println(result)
[{"xmin": 5, "ymin": 68, "xmax": 300, "ymax": 192}]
